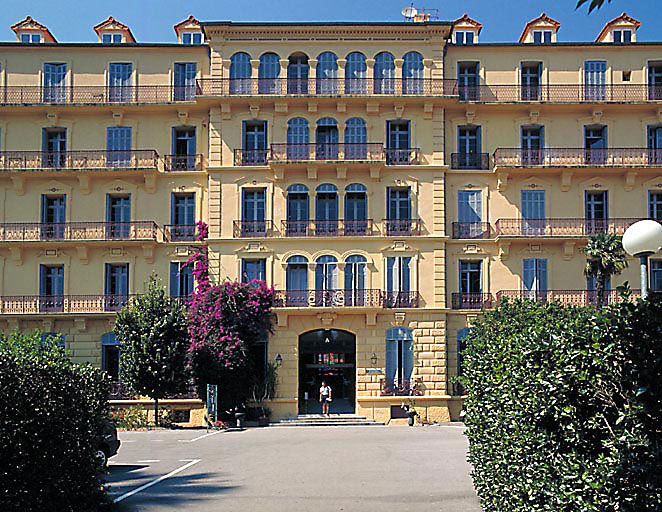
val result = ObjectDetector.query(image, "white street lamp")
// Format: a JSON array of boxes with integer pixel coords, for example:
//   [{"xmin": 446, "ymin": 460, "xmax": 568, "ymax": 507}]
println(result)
[{"xmin": 622, "ymin": 219, "xmax": 662, "ymax": 299}]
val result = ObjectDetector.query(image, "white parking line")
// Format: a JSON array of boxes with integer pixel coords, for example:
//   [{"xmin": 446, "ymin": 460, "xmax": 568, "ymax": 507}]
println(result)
[
  {"xmin": 112, "ymin": 459, "xmax": 201, "ymax": 503},
  {"xmin": 136, "ymin": 460, "xmax": 160, "ymax": 463},
  {"xmin": 179, "ymin": 430, "xmax": 224, "ymax": 443}
]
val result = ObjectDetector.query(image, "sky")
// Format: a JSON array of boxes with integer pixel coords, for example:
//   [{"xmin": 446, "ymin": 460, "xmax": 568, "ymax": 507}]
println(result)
[{"xmin": 0, "ymin": 0, "xmax": 659, "ymax": 44}]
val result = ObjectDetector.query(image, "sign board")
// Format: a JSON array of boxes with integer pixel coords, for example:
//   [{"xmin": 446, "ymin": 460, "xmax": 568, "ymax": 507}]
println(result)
[
  {"xmin": 206, "ymin": 384, "xmax": 218, "ymax": 425},
  {"xmin": 366, "ymin": 369, "xmax": 383, "ymax": 374}
]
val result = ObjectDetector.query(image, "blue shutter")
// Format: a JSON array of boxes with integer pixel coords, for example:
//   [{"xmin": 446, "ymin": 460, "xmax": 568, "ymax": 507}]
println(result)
[
  {"xmin": 476, "ymin": 126, "xmax": 482, "ymax": 153},
  {"xmin": 385, "ymin": 339, "xmax": 397, "ymax": 387},
  {"xmin": 523, "ymin": 259, "xmax": 535, "ymax": 291},
  {"xmin": 170, "ymin": 262, "xmax": 180, "ymax": 297},
  {"xmin": 171, "ymin": 127, "xmax": 176, "ymax": 156},
  {"xmin": 604, "ymin": 190, "xmax": 609, "ymax": 219},
  {"xmin": 386, "ymin": 257, "xmax": 395, "ymax": 292},
  {"xmin": 171, "ymin": 193, "xmax": 176, "ymax": 225},
  {"xmin": 403, "ymin": 339, "xmax": 414, "ymax": 381},
  {"xmin": 402, "ymin": 257, "xmax": 411, "ymax": 292},
  {"xmin": 40, "ymin": 195, "xmax": 48, "ymax": 223},
  {"xmin": 39, "ymin": 265, "xmax": 46, "ymax": 295},
  {"xmin": 104, "ymin": 263, "xmax": 111, "ymax": 295}
]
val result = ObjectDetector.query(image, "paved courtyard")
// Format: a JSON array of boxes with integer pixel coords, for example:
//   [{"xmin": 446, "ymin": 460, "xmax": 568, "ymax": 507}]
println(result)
[{"xmin": 108, "ymin": 425, "xmax": 481, "ymax": 511}]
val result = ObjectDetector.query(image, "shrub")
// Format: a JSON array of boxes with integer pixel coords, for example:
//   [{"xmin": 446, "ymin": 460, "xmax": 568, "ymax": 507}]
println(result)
[
  {"xmin": 0, "ymin": 331, "xmax": 110, "ymax": 512},
  {"xmin": 459, "ymin": 298, "xmax": 662, "ymax": 512},
  {"xmin": 110, "ymin": 405, "xmax": 148, "ymax": 430}
]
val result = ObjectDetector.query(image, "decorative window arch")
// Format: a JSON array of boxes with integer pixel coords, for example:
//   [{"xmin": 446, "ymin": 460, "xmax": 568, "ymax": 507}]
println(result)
[
  {"xmin": 345, "ymin": 52, "xmax": 367, "ymax": 93},
  {"xmin": 315, "ymin": 255, "xmax": 338, "ymax": 292},
  {"xmin": 316, "ymin": 183, "xmax": 338, "ymax": 193},
  {"xmin": 287, "ymin": 255, "xmax": 308, "ymax": 264},
  {"xmin": 317, "ymin": 52, "xmax": 339, "ymax": 94},
  {"xmin": 287, "ymin": 183, "xmax": 309, "ymax": 193},
  {"xmin": 402, "ymin": 51, "xmax": 424, "ymax": 95},
  {"xmin": 229, "ymin": 52, "xmax": 251, "ymax": 94},
  {"xmin": 374, "ymin": 52, "xmax": 396, "ymax": 94},
  {"xmin": 285, "ymin": 255, "xmax": 308, "ymax": 306},
  {"xmin": 344, "ymin": 183, "xmax": 369, "ymax": 235},
  {"xmin": 258, "ymin": 52, "xmax": 280, "ymax": 93},
  {"xmin": 345, "ymin": 183, "xmax": 367, "ymax": 192},
  {"xmin": 385, "ymin": 327, "xmax": 414, "ymax": 393}
]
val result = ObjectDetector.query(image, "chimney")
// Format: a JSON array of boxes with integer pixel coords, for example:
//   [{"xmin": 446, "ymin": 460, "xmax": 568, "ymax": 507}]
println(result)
[{"xmin": 413, "ymin": 12, "xmax": 431, "ymax": 22}]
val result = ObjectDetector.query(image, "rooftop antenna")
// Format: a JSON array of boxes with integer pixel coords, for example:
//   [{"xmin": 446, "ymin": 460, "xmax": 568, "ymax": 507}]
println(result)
[{"xmin": 402, "ymin": 5, "xmax": 418, "ymax": 21}]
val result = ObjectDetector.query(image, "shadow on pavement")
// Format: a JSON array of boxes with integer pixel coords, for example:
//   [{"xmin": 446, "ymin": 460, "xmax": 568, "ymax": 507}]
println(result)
[{"xmin": 107, "ymin": 464, "xmax": 149, "ymax": 474}]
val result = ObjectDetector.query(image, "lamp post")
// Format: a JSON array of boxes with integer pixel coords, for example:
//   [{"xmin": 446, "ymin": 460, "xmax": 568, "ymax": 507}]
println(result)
[{"xmin": 622, "ymin": 220, "xmax": 662, "ymax": 299}]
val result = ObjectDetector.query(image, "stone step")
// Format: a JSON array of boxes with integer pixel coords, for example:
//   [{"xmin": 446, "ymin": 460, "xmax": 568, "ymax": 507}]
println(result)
[
  {"xmin": 269, "ymin": 421, "xmax": 384, "ymax": 427},
  {"xmin": 270, "ymin": 414, "xmax": 384, "ymax": 427}
]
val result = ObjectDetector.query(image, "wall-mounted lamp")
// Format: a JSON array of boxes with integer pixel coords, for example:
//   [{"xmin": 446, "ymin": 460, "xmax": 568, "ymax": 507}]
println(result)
[
  {"xmin": 370, "ymin": 352, "xmax": 378, "ymax": 366},
  {"xmin": 275, "ymin": 353, "xmax": 283, "ymax": 368}
]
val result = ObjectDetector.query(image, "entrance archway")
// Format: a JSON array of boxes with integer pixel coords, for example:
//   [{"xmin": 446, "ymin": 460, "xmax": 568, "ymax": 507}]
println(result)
[{"xmin": 298, "ymin": 329, "xmax": 356, "ymax": 414}]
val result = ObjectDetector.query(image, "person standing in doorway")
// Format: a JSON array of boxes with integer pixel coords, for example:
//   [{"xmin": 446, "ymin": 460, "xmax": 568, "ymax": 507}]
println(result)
[{"xmin": 319, "ymin": 380, "xmax": 332, "ymax": 416}]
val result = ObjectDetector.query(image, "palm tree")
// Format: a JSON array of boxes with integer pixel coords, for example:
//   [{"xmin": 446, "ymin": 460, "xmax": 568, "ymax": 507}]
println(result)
[
  {"xmin": 576, "ymin": 0, "xmax": 613, "ymax": 13},
  {"xmin": 580, "ymin": 233, "xmax": 629, "ymax": 307}
]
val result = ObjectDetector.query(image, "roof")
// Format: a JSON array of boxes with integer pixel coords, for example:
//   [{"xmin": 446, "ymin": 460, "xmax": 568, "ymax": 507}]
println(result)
[
  {"xmin": 202, "ymin": 20, "xmax": 453, "ymax": 27},
  {"xmin": 453, "ymin": 14, "xmax": 483, "ymax": 35},
  {"xmin": 519, "ymin": 12, "xmax": 561, "ymax": 43},
  {"xmin": 174, "ymin": 15, "xmax": 201, "ymax": 35},
  {"xmin": 10, "ymin": 16, "xmax": 57, "ymax": 43},
  {"xmin": 93, "ymin": 16, "xmax": 136, "ymax": 43},
  {"xmin": 595, "ymin": 12, "xmax": 641, "ymax": 42}
]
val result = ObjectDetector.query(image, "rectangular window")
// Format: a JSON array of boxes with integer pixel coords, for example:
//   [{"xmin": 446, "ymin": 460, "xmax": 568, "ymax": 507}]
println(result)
[
  {"xmin": 42, "ymin": 128, "xmax": 67, "ymax": 168},
  {"xmin": 182, "ymin": 33, "xmax": 191, "ymax": 45},
  {"xmin": 171, "ymin": 127, "xmax": 197, "ymax": 170},
  {"xmin": 41, "ymin": 194, "xmax": 66, "ymax": 239},
  {"xmin": 458, "ymin": 62, "xmax": 479, "ymax": 100},
  {"xmin": 651, "ymin": 261, "xmax": 662, "ymax": 291},
  {"xmin": 174, "ymin": 62, "xmax": 197, "ymax": 101},
  {"xmin": 521, "ymin": 62, "xmax": 542, "ymax": 100},
  {"xmin": 170, "ymin": 193, "xmax": 196, "ymax": 240},
  {"xmin": 386, "ymin": 187, "xmax": 412, "ymax": 235},
  {"xmin": 108, "ymin": 63, "xmax": 132, "ymax": 102},
  {"xmin": 106, "ymin": 194, "xmax": 131, "ymax": 238},
  {"xmin": 103, "ymin": 33, "xmax": 122, "ymax": 44},
  {"xmin": 242, "ymin": 121, "xmax": 268, "ymax": 165},
  {"xmin": 523, "ymin": 258, "xmax": 548, "ymax": 295},
  {"xmin": 648, "ymin": 125, "xmax": 662, "ymax": 164},
  {"xmin": 521, "ymin": 190, "xmax": 546, "ymax": 235},
  {"xmin": 43, "ymin": 63, "xmax": 66, "ymax": 103},
  {"xmin": 386, "ymin": 256, "xmax": 412, "ymax": 307},
  {"xmin": 533, "ymin": 31, "xmax": 552, "ymax": 44},
  {"xmin": 386, "ymin": 120, "xmax": 411, "ymax": 164},
  {"xmin": 456, "ymin": 31, "xmax": 474, "ymax": 45},
  {"xmin": 584, "ymin": 60, "xmax": 607, "ymax": 101},
  {"xmin": 241, "ymin": 188, "xmax": 267, "ymax": 236},
  {"xmin": 649, "ymin": 63, "xmax": 662, "ymax": 100},
  {"xmin": 39, "ymin": 265, "xmax": 64, "ymax": 312},
  {"xmin": 385, "ymin": 331, "xmax": 413, "ymax": 389},
  {"xmin": 242, "ymin": 259, "xmax": 267, "ymax": 285},
  {"xmin": 521, "ymin": 125, "xmax": 544, "ymax": 164},
  {"xmin": 457, "ymin": 190, "xmax": 483, "ymax": 238},
  {"xmin": 585, "ymin": 191, "xmax": 608, "ymax": 234},
  {"xmin": 649, "ymin": 191, "xmax": 662, "ymax": 221},
  {"xmin": 21, "ymin": 33, "xmax": 40, "ymax": 43},
  {"xmin": 584, "ymin": 125, "xmax": 608, "ymax": 164},
  {"xmin": 102, "ymin": 333, "xmax": 120, "ymax": 381},
  {"xmin": 459, "ymin": 260, "xmax": 482, "ymax": 294},
  {"xmin": 170, "ymin": 262, "xmax": 194, "ymax": 297},
  {"xmin": 613, "ymin": 30, "xmax": 631, "ymax": 43},
  {"xmin": 457, "ymin": 125, "xmax": 481, "ymax": 168},
  {"xmin": 104, "ymin": 263, "xmax": 129, "ymax": 311},
  {"xmin": 106, "ymin": 126, "xmax": 132, "ymax": 167}
]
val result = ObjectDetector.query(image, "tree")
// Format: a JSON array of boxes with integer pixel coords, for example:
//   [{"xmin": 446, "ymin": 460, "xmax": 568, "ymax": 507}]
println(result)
[
  {"xmin": 576, "ymin": 0, "xmax": 613, "ymax": 13},
  {"xmin": 114, "ymin": 275, "xmax": 190, "ymax": 426},
  {"xmin": 581, "ymin": 232, "xmax": 628, "ymax": 306}
]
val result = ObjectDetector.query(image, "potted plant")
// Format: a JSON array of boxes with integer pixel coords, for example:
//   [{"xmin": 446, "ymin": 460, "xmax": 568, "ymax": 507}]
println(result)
[{"xmin": 401, "ymin": 399, "xmax": 419, "ymax": 427}]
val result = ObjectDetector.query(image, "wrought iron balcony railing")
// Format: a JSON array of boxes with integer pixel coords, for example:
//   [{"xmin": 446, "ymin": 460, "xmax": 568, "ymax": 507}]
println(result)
[
  {"xmin": 268, "ymin": 143, "xmax": 386, "ymax": 163},
  {"xmin": 496, "ymin": 289, "xmax": 641, "ymax": 306},
  {"xmin": 493, "ymin": 148, "xmax": 662, "ymax": 168},
  {"xmin": 494, "ymin": 218, "xmax": 645, "ymax": 237},
  {"xmin": 384, "ymin": 148, "xmax": 421, "ymax": 165},
  {"xmin": 233, "ymin": 220, "xmax": 276, "ymax": 238},
  {"xmin": 280, "ymin": 219, "xmax": 374, "ymax": 237},
  {"xmin": 0, "ymin": 294, "xmax": 136, "ymax": 314},
  {"xmin": 382, "ymin": 219, "xmax": 423, "ymax": 236},
  {"xmin": 0, "ymin": 150, "xmax": 159, "ymax": 172},
  {"xmin": 233, "ymin": 149, "xmax": 271, "ymax": 166},
  {"xmin": 455, "ymin": 83, "xmax": 662, "ymax": 103},
  {"xmin": 163, "ymin": 154, "xmax": 204, "ymax": 172},
  {"xmin": 0, "ymin": 85, "xmax": 196, "ymax": 106},
  {"xmin": 380, "ymin": 377, "xmax": 424, "ymax": 397},
  {"xmin": 273, "ymin": 289, "xmax": 420, "ymax": 309},
  {"xmin": 451, "ymin": 292, "xmax": 494, "ymax": 310},
  {"xmin": 383, "ymin": 291, "xmax": 421, "ymax": 309},
  {"xmin": 451, "ymin": 222, "xmax": 492, "ymax": 239},
  {"xmin": 0, "ymin": 221, "xmax": 158, "ymax": 242},
  {"xmin": 196, "ymin": 78, "xmax": 458, "ymax": 97},
  {"xmin": 164, "ymin": 224, "xmax": 197, "ymax": 242},
  {"xmin": 450, "ymin": 152, "xmax": 490, "ymax": 170}
]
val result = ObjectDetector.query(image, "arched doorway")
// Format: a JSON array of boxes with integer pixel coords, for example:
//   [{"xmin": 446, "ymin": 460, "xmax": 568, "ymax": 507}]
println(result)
[{"xmin": 299, "ymin": 329, "xmax": 356, "ymax": 414}]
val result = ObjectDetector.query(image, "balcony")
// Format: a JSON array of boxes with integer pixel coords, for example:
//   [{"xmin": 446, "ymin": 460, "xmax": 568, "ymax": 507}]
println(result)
[
  {"xmin": 233, "ymin": 220, "xmax": 276, "ymax": 238},
  {"xmin": 494, "ymin": 218, "xmax": 644, "ymax": 237},
  {"xmin": 0, "ymin": 221, "xmax": 158, "ymax": 242},
  {"xmin": 450, "ymin": 153, "xmax": 490, "ymax": 170},
  {"xmin": 451, "ymin": 292, "xmax": 494, "ymax": 310},
  {"xmin": 164, "ymin": 224, "xmax": 197, "ymax": 242},
  {"xmin": 493, "ymin": 148, "xmax": 662, "ymax": 168},
  {"xmin": 280, "ymin": 219, "xmax": 374, "ymax": 237},
  {"xmin": 0, "ymin": 294, "xmax": 135, "ymax": 314},
  {"xmin": 268, "ymin": 143, "xmax": 387, "ymax": 164},
  {"xmin": 273, "ymin": 289, "xmax": 420, "ymax": 309},
  {"xmin": 455, "ymin": 84, "xmax": 662, "ymax": 103},
  {"xmin": 379, "ymin": 377, "xmax": 424, "ymax": 397},
  {"xmin": 0, "ymin": 150, "xmax": 159, "ymax": 172},
  {"xmin": 233, "ymin": 149, "xmax": 271, "ymax": 166},
  {"xmin": 163, "ymin": 154, "xmax": 204, "ymax": 172},
  {"xmin": 196, "ymin": 78, "xmax": 457, "ymax": 97},
  {"xmin": 0, "ymin": 85, "xmax": 196, "ymax": 106},
  {"xmin": 451, "ymin": 222, "xmax": 492, "ymax": 239},
  {"xmin": 496, "ymin": 289, "xmax": 641, "ymax": 306},
  {"xmin": 382, "ymin": 219, "xmax": 423, "ymax": 236}
]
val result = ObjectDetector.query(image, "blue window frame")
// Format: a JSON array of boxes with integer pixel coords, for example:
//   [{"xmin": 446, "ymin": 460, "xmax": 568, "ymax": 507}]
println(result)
[
  {"xmin": 242, "ymin": 259, "xmax": 267, "ymax": 285},
  {"xmin": 287, "ymin": 118, "xmax": 310, "ymax": 161},
  {"xmin": 43, "ymin": 63, "xmax": 66, "ymax": 103},
  {"xmin": 42, "ymin": 128, "xmax": 67, "ymax": 167},
  {"xmin": 287, "ymin": 54, "xmax": 309, "ymax": 94},
  {"xmin": 344, "ymin": 118, "xmax": 367, "ymax": 159},
  {"xmin": 242, "ymin": 121, "xmax": 268, "ymax": 165},
  {"xmin": 458, "ymin": 62, "xmax": 480, "ymax": 100},
  {"xmin": 174, "ymin": 62, "xmax": 197, "ymax": 101},
  {"xmin": 316, "ymin": 52, "xmax": 339, "ymax": 94},
  {"xmin": 170, "ymin": 261, "xmax": 194, "ymax": 297},
  {"xmin": 171, "ymin": 192, "xmax": 196, "ymax": 240},
  {"xmin": 258, "ymin": 53, "xmax": 280, "ymax": 94},
  {"xmin": 285, "ymin": 255, "xmax": 308, "ymax": 306},
  {"xmin": 230, "ymin": 52, "xmax": 251, "ymax": 94},
  {"xmin": 41, "ymin": 194, "xmax": 66, "ymax": 239},
  {"xmin": 286, "ymin": 184, "xmax": 309, "ymax": 236},
  {"xmin": 103, "ymin": 33, "xmax": 122, "ymax": 44},
  {"xmin": 102, "ymin": 332, "xmax": 120, "ymax": 380},
  {"xmin": 402, "ymin": 52, "xmax": 424, "ymax": 94},
  {"xmin": 651, "ymin": 260, "xmax": 662, "ymax": 291},
  {"xmin": 345, "ymin": 52, "xmax": 367, "ymax": 94},
  {"xmin": 107, "ymin": 126, "xmax": 132, "ymax": 167},
  {"xmin": 108, "ymin": 63, "xmax": 132, "ymax": 102},
  {"xmin": 385, "ymin": 327, "xmax": 414, "ymax": 389},
  {"xmin": 182, "ymin": 32, "xmax": 202, "ymax": 45},
  {"xmin": 106, "ymin": 194, "xmax": 131, "ymax": 238},
  {"xmin": 39, "ymin": 265, "xmax": 64, "ymax": 313},
  {"xmin": 374, "ymin": 52, "xmax": 395, "ymax": 94}
]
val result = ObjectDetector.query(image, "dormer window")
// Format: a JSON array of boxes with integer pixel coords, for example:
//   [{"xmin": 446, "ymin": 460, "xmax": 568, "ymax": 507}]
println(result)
[
  {"xmin": 20, "ymin": 33, "xmax": 41, "ymax": 43},
  {"xmin": 102, "ymin": 33, "xmax": 122, "ymax": 44},
  {"xmin": 182, "ymin": 32, "xmax": 202, "ymax": 45},
  {"xmin": 533, "ymin": 30, "xmax": 552, "ymax": 44},
  {"xmin": 455, "ymin": 31, "xmax": 475, "ymax": 45},
  {"xmin": 613, "ymin": 29, "xmax": 632, "ymax": 43}
]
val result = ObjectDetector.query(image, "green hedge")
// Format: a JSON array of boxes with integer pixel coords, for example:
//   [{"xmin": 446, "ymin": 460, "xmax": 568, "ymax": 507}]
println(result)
[
  {"xmin": 459, "ymin": 298, "xmax": 662, "ymax": 512},
  {"xmin": 0, "ymin": 332, "xmax": 110, "ymax": 512}
]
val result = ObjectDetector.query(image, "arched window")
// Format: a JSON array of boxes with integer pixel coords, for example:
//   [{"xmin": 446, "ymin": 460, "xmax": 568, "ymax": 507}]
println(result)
[
  {"xmin": 101, "ymin": 332, "xmax": 120, "ymax": 381},
  {"xmin": 286, "ymin": 184, "xmax": 309, "ymax": 236},
  {"xmin": 258, "ymin": 52, "xmax": 280, "ymax": 94},
  {"xmin": 288, "ymin": 53, "xmax": 309, "ymax": 94},
  {"xmin": 344, "ymin": 118, "xmax": 367, "ymax": 160},
  {"xmin": 385, "ymin": 327, "xmax": 414, "ymax": 394},
  {"xmin": 374, "ymin": 52, "xmax": 396, "ymax": 94},
  {"xmin": 316, "ymin": 118, "xmax": 339, "ymax": 160},
  {"xmin": 316, "ymin": 52, "xmax": 338, "ymax": 94},
  {"xmin": 286, "ymin": 255, "xmax": 308, "ymax": 306},
  {"xmin": 402, "ymin": 51, "xmax": 424, "ymax": 95},
  {"xmin": 286, "ymin": 118, "xmax": 310, "ymax": 161},
  {"xmin": 229, "ymin": 52, "xmax": 251, "ymax": 94},
  {"xmin": 345, "ymin": 254, "xmax": 368, "ymax": 305},
  {"xmin": 344, "ymin": 183, "xmax": 369, "ymax": 235},
  {"xmin": 315, "ymin": 255, "xmax": 338, "ymax": 289},
  {"xmin": 345, "ymin": 52, "xmax": 367, "ymax": 94},
  {"xmin": 316, "ymin": 183, "xmax": 338, "ymax": 236}
]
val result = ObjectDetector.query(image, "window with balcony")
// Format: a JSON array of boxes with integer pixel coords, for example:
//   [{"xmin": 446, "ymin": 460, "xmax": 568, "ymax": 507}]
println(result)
[
  {"xmin": 584, "ymin": 125, "xmax": 608, "ymax": 164},
  {"xmin": 455, "ymin": 31, "xmax": 474, "ymax": 45},
  {"xmin": 172, "ymin": 126, "xmax": 196, "ymax": 170},
  {"xmin": 287, "ymin": 54, "xmax": 309, "ymax": 94},
  {"xmin": 39, "ymin": 264, "xmax": 64, "ymax": 312},
  {"xmin": 106, "ymin": 194, "xmax": 130, "ymax": 239},
  {"xmin": 102, "ymin": 332, "xmax": 120, "ymax": 380},
  {"xmin": 345, "ymin": 184, "xmax": 369, "ymax": 236},
  {"xmin": 386, "ymin": 187, "xmax": 412, "ymax": 235},
  {"xmin": 385, "ymin": 327, "xmax": 414, "ymax": 393},
  {"xmin": 456, "ymin": 125, "xmax": 482, "ymax": 169},
  {"xmin": 315, "ymin": 255, "xmax": 338, "ymax": 305},
  {"xmin": 315, "ymin": 184, "xmax": 339, "ymax": 236},
  {"xmin": 521, "ymin": 62, "xmax": 542, "ymax": 101},
  {"xmin": 316, "ymin": 52, "xmax": 339, "ymax": 94},
  {"xmin": 386, "ymin": 120, "xmax": 412, "ymax": 164},
  {"xmin": 316, "ymin": 118, "xmax": 339, "ymax": 160},
  {"xmin": 386, "ymin": 256, "xmax": 412, "ymax": 307},
  {"xmin": 258, "ymin": 52, "xmax": 280, "ymax": 94},
  {"xmin": 41, "ymin": 194, "xmax": 66, "ymax": 239},
  {"xmin": 42, "ymin": 128, "xmax": 67, "ymax": 167},
  {"xmin": 345, "ymin": 52, "xmax": 367, "ymax": 94},
  {"xmin": 458, "ymin": 61, "xmax": 479, "ymax": 101},
  {"xmin": 230, "ymin": 52, "xmax": 251, "ymax": 94},
  {"xmin": 286, "ymin": 184, "xmax": 309, "ymax": 236},
  {"xmin": 241, "ymin": 188, "xmax": 266, "ymax": 237},
  {"xmin": 174, "ymin": 62, "xmax": 197, "ymax": 101},
  {"xmin": 344, "ymin": 118, "xmax": 368, "ymax": 160},
  {"xmin": 108, "ymin": 63, "xmax": 132, "ymax": 102},
  {"xmin": 651, "ymin": 261, "xmax": 662, "ymax": 291},
  {"xmin": 648, "ymin": 63, "xmax": 662, "ymax": 100},
  {"xmin": 522, "ymin": 190, "xmax": 546, "ymax": 235},
  {"xmin": 533, "ymin": 30, "xmax": 552, "ymax": 44},
  {"xmin": 613, "ymin": 29, "xmax": 632, "ymax": 43},
  {"xmin": 457, "ymin": 190, "xmax": 483, "ymax": 238},
  {"xmin": 584, "ymin": 61, "xmax": 607, "ymax": 101},
  {"xmin": 521, "ymin": 125, "xmax": 544, "ymax": 165},
  {"xmin": 105, "ymin": 263, "xmax": 129, "ymax": 311},
  {"xmin": 181, "ymin": 32, "xmax": 202, "ymax": 45},
  {"xmin": 169, "ymin": 261, "xmax": 194, "ymax": 298},
  {"xmin": 459, "ymin": 260, "xmax": 481, "ymax": 294},
  {"xmin": 344, "ymin": 255, "xmax": 367, "ymax": 306},
  {"xmin": 171, "ymin": 192, "xmax": 195, "ymax": 240},
  {"xmin": 285, "ymin": 255, "xmax": 308, "ymax": 306},
  {"xmin": 286, "ymin": 118, "xmax": 310, "ymax": 161},
  {"xmin": 107, "ymin": 126, "xmax": 132, "ymax": 167},
  {"xmin": 523, "ymin": 258, "xmax": 548, "ymax": 299},
  {"xmin": 648, "ymin": 125, "xmax": 662, "ymax": 164},
  {"xmin": 242, "ymin": 259, "xmax": 266, "ymax": 286},
  {"xmin": 102, "ymin": 33, "xmax": 122, "ymax": 44},
  {"xmin": 242, "ymin": 121, "xmax": 268, "ymax": 165},
  {"xmin": 374, "ymin": 52, "xmax": 395, "ymax": 94},
  {"xmin": 649, "ymin": 191, "xmax": 662, "ymax": 221},
  {"xmin": 585, "ymin": 191, "xmax": 608, "ymax": 234},
  {"xmin": 43, "ymin": 63, "xmax": 66, "ymax": 103},
  {"xmin": 402, "ymin": 51, "xmax": 424, "ymax": 95}
]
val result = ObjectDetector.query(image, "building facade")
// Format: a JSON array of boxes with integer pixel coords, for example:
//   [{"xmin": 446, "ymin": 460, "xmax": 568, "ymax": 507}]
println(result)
[{"xmin": 1, "ymin": 12, "xmax": 660, "ymax": 423}]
